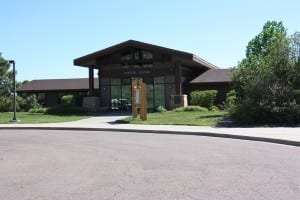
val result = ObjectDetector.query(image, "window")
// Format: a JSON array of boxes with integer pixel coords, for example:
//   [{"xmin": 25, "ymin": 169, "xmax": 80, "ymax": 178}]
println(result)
[
  {"xmin": 133, "ymin": 64, "xmax": 141, "ymax": 69},
  {"xmin": 142, "ymin": 63, "xmax": 153, "ymax": 69},
  {"xmin": 143, "ymin": 77, "xmax": 154, "ymax": 84},
  {"xmin": 134, "ymin": 51, "xmax": 140, "ymax": 60},
  {"xmin": 154, "ymin": 84, "xmax": 165, "ymax": 108},
  {"xmin": 121, "ymin": 64, "xmax": 130, "ymax": 69},
  {"xmin": 122, "ymin": 78, "xmax": 131, "ymax": 85},
  {"xmin": 111, "ymin": 78, "xmax": 121, "ymax": 85},
  {"xmin": 142, "ymin": 50, "xmax": 153, "ymax": 60},
  {"xmin": 121, "ymin": 52, "xmax": 132, "ymax": 61},
  {"xmin": 121, "ymin": 49, "xmax": 153, "ymax": 62},
  {"xmin": 154, "ymin": 76, "xmax": 165, "ymax": 84}
]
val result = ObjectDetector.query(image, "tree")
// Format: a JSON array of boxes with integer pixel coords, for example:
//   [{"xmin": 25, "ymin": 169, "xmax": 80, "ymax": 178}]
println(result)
[
  {"xmin": 0, "ymin": 53, "xmax": 14, "ymax": 111},
  {"xmin": 0, "ymin": 54, "xmax": 38, "ymax": 112},
  {"xmin": 231, "ymin": 21, "xmax": 300, "ymax": 124},
  {"xmin": 290, "ymin": 32, "xmax": 300, "ymax": 88},
  {"xmin": 290, "ymin": 32, "xmax": 300, "ymax": 61},
  {"xmin": 0, "ymin": 53, "xmax": 13, "ymax": 96}
]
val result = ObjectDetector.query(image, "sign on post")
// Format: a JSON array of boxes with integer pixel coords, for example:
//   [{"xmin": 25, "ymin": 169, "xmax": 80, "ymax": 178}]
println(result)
[{"xmin": 132, "ymin": 79, "xmax": 147, "ymax": 120}]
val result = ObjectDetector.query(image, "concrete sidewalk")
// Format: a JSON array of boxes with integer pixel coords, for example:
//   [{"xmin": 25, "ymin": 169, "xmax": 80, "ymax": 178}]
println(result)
[{"xmin": 0, "ymin": 115, "xmax": 299, "ymax": 146}]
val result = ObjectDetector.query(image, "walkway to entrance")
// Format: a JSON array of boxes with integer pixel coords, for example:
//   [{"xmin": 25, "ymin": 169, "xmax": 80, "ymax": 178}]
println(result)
[{"xmin": 82, "ymin": 111, "xmax": 131, "ymax": 124}]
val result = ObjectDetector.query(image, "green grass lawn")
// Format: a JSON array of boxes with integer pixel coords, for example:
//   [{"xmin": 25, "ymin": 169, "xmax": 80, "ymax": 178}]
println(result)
[
  {"xmin": 117, "ymin": 110, "xmax": 228, "ymax": 127},
  {"xmin": 0, "ymin": 112, "xmax": 92, "ymax": 124}
]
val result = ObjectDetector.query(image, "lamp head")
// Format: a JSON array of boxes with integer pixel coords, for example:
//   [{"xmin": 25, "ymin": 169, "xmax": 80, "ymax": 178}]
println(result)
[{"xmin": 8, "ymin": 60, "xmax": 15, "ymax": 64}]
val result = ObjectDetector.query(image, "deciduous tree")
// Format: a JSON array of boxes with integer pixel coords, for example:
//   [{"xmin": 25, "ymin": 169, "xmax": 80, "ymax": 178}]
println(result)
[
  {"xmin": 231, "ymin": 21, "xmax": 300, "ymax": 124},
  {"xmin": 0, "ymin": 53, "xmax": 13, "ymax": 96}
]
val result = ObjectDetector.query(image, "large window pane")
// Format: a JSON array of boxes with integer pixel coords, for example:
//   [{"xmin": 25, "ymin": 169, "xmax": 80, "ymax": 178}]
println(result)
[
  {"xmin": 122, "ymin": 78, "xmax": 131, "ymax": 85},
  {"xmin": 111, "ymin": 85, "xmax": 121, "ymax": 99},
  {"xmin": 154, "ymin": 76, "xmax": 164, "ymax": 84},
  {"xmin": 143, "ymin": 77, "xmax": 154, "ymax": 85},
  {"xmin": 134, "ymin": 51, "xmax": 140, "ymax": 60},
  {"xmin": 147, "ymin": 84, "xmax": 154, "ymax": 109},
  {"xmin": 142, "ymin": 50, "xmax": 153, "ymax": 60},
  {"xmin": 142, "ymin": 64, "xmax": 153, "ymax": 69},
  {"xmin": 122, "ymin": 85, "xmax": 132, "ymax": 104},
  {"xmin": 111, "ymin": 78, "xmax": 121, "ymax": 85},
  {"xmin": 121, "ymin": 52, "xmax": 132, "ymax": 61},
  {"xmin": 154, "ymin": 84, "xmax": 165, "ymax": 108}
]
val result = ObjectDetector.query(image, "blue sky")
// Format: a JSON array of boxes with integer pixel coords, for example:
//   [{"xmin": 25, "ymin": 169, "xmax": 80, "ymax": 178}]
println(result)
[{"xmin": 1, "ymin": 0, "xmax": 299, "ymax": 81}]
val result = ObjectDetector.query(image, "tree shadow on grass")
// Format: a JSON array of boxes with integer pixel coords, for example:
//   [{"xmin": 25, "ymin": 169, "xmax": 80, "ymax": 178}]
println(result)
[
  {"xmin": 47, "ymin": 113, "xmax": 94, "ymax": 117},
  {"xmin": 196, "ymin": 114, "xmax": 259, "ymax": 128},
  {"xmin": 215, "ymin": 116, "xmax": 300, "ymax": 128},
  {"xmin": 114, "ymin": 119, "xmax": 130, "ymax": 124},
  {"xmin": 197, "ymin": 114, "xmax": 225, "ymax": 119}
]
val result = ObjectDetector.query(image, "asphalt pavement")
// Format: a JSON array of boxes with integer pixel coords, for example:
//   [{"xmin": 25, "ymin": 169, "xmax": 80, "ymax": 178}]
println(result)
[{"xmin": 0, "ymin": 129, "xmax": 299, "ymax": 200}]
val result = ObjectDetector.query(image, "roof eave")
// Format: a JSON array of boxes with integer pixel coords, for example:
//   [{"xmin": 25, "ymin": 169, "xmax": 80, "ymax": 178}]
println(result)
[
  {"xmin": 192, "ymin": 55, "xmax": 219, "ymax": 69},
  {"xmin": 189, "ymin": 81, "xmax": 232, "ymax": 84}
]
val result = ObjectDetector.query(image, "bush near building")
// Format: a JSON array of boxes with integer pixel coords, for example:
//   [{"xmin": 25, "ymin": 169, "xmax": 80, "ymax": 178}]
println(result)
[
  {"xmin": 173, "ymin": 106, "xmax": 208, "ymax": 112},
  {"xmin": 190, "ymin": 90, "xmax": 218, "ymax": 109},
  {"xmin": 61, "ymin": 95, "xmax": 75, "ymax": 105}
]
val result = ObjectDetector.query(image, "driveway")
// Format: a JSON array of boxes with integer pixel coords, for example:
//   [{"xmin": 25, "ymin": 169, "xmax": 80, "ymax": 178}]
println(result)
[{"xmin": 0, "ymin": 129, "xmax": 299, "ymax": 200}]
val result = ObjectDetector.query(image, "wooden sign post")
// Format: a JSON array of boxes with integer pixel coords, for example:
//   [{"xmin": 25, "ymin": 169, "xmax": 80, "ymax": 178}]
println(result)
[{"xmin": 132, "ymin": 79, "xmax": 147, "ymax": 120}]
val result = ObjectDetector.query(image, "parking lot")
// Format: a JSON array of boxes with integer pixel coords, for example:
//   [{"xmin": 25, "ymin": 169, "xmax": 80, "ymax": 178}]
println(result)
[{"xmin": 0, "ymin": 129, "xmax": 299, "ymax": 200}]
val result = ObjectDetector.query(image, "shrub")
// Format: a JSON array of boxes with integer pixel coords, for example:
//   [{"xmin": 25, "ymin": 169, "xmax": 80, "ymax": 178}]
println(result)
[
  {"xmin": 229, "ymin": 98, "xmax": 300, "ymax": 124},
  {"xmin": 20, "ymin": 94, "xmax": 41, "ymax": 111},
  {"xmin": 46, "ymin": 104, "xmax": 85, "ymax": 114},
  {"xmin": 258, "ymin": 101, "xmax": 300, "ymax": 124},
  {"xmin": 156, "ymin": 105, "xmax": 167, "ymax": 112},
  {"xmin": 0, "ymin": 96, "xmax": 12, "ymax": 112},
  {"xmin": 226, "ymin": 90, "xmax": 237, "ymax": 107},
  {"xmin": 174, "ymin": 106, "xmax": 208, "ymax": 112},
  {"xmin": 61, "ymin": 95, "xmax": 75, "ymax": 105},
  {"xmin": 73, "ymin": 94, "xmax": 84, "ymax": 106},
  {"xmin": 209, "ymin": 105, "xmax": 220, "ymax": 111},
  {"xmin": 190, "ymin": 90, "xmax": 218, "ymax": 108},
  {"xmin": 228, "ymin": 98, "xmax": 259, "ymax": 124},
  {"xmin": 28, "ymin": 107, "xmax": 48, "ymax": 114}
]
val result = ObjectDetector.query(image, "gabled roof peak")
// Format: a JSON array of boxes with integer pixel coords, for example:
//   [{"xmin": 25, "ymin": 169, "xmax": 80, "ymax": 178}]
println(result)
[{"xmin": 74, "ymin": 39, "xmax": 218, "ymax": 69}]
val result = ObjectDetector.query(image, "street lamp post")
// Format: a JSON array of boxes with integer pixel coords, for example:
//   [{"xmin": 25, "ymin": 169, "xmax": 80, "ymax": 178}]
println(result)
[{"xmin": 8, "ymin": 60, "xmax": 18, "ymax": 122}]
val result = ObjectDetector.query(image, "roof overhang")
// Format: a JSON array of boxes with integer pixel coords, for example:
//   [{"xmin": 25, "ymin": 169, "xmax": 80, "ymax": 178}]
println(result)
[
  {"xmin": 17, "ymin": 78, "xmax": 99, "ymax": 93},
  {"xmin": 189, "ymin": 69, "xmax": 232, "ymax": 84}
]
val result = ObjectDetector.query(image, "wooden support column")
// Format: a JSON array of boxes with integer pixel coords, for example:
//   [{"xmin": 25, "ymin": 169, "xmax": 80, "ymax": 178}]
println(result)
[
  {"xmin": 175, "ymin": 63, "xmax": 182, "ymax": 95},
  {"xmin": 89, "ymin": 67, "xmax": 94, "ymax": 94}
]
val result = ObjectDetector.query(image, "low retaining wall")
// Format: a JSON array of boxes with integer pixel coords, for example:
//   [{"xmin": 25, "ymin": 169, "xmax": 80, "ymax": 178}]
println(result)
[{"xmin": 170, "ymin": 95, "xmax": 188, "ymax": 109}]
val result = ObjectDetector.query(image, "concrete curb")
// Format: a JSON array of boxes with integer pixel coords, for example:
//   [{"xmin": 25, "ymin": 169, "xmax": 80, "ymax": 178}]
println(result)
[{"xmin": 1, "ymin": 126, "xmax": 300, "ymax": 147}]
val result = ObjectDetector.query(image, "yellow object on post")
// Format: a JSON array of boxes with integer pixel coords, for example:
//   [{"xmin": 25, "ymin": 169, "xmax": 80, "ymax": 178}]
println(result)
[{"xmin": 132, "ymin": 79, "xmax": 147, "ymax": 120}]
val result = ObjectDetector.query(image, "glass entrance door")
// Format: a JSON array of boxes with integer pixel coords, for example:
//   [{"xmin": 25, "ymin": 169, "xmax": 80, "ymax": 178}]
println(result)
[{"xmin": 109, "ymin": 76, "xmax": 165, "ymax": 111}]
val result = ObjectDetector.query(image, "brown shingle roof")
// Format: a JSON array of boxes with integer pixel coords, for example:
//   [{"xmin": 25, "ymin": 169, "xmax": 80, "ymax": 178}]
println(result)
[
  {"xmin": 74, "ymin": 40, "xmax": 219, "ymax": 69},
  {"xmin": 190, "ymin": 69, "xmax": 232, "ymax": 84},
  {"xmin": 17, "ymin": 78, "xmax": 99, "ymax": 92}
]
